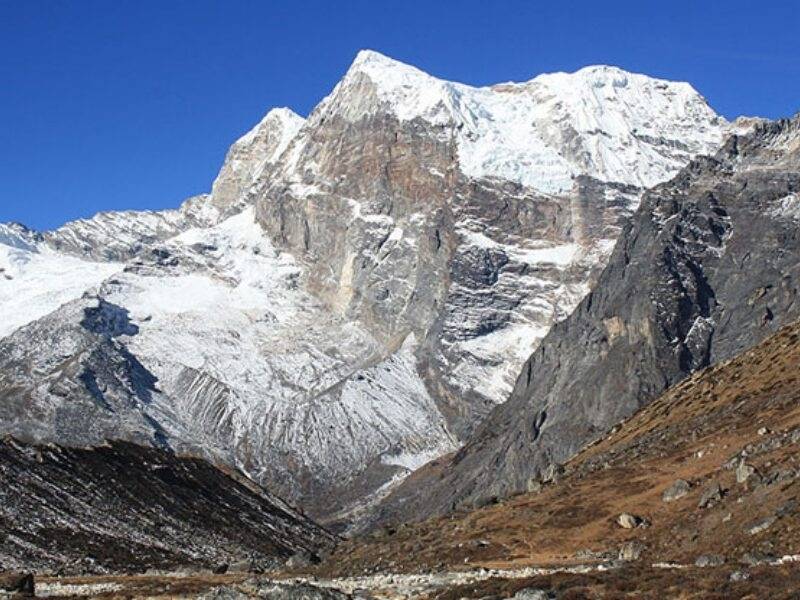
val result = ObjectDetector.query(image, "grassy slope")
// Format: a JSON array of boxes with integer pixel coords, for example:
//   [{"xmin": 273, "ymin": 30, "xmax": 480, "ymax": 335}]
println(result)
[{"xmin": 316, "ymin": 319, "xmax": 800, "ymax": 584}]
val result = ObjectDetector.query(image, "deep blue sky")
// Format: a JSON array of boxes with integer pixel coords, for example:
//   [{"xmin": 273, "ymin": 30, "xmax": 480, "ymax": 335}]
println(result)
[{"xmin": 2, "ymin": 1, "xmax": 799, "ymax": 230}]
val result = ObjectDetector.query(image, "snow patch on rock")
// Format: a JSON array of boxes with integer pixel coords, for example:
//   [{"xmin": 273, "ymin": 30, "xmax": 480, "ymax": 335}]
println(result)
[{"xmin": 333, "ymin": 50, "xmax": 727, "ymax": 194}]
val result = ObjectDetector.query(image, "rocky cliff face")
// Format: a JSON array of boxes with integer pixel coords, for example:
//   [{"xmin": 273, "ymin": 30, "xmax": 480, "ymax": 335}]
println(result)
[
  {"xmin": 254, "ymin": 50, "xmax": 727, "ymax": 438},
  {"xmin": 0, "ymin": 51, "xmax": 731, "ymax": 525},
  {"xmin": 372, "ymin": 114, "xmax": 800, "ymax": 526}
]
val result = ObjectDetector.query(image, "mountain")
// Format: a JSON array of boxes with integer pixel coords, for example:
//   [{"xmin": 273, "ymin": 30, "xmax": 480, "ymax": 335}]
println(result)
[
  {"xmin": 370, "ymin": 113, "xmax": 800, "ymax": 527},
  {"xmin": 313, "ymin": 317, "xmax": 800, "ymax": 599},
  {"xmin": 0, "ymin": 437, "xmax": 336, "ymax": 575},
  {"xmin": 0, "ymin": 51, "xmax": 730, "ymax": 525}
]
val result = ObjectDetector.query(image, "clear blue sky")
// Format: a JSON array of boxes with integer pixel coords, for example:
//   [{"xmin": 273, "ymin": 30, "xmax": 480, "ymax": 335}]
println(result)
[{"xmin": 2, "ymin": 1, "xmax": 799, "ymax": 230}]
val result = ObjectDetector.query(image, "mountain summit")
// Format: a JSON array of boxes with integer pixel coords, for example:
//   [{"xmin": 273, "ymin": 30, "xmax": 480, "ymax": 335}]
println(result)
[{"xmin": 322, "ymin": 50, "xmax": 725, "ymax": 194}]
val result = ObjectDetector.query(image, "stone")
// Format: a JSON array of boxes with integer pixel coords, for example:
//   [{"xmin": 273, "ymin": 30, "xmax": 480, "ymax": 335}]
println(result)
[
  {"xmin": 748, "ymin": 516, "xmax": 777, "ymax": 535},
  {"xmin": 758, "ymin": 427, "xmax": 771, "ymax": 436},
  {"xmin": 662, "ymin": 479, "xmax": 691, "ymax": 502},
  {"xmin": 740, "ymin": 552, "xmax": 776, "ymax": 566},
  {"xmin": 730, "ymin": 570, "xmax": 751, "ymax": 582},
  {"xmin": 694, "ymin": 554, "xmax": 725, "ymax": 567},
  {"xmin": 618, "ymin": 541, "xmax": 645, "ymax": 561},
  {"xmin": 526, "ymin": 478, "xmax": 543, "ymax": 493},
  {"xmin": 697, "ymin": 481, "xmax": 724, "ymax": 509},
  {"xmin": 575, "ymin": 548, "xmax": 613, "ymax": 560},
  {"xmin": 616, "ymin": 513, "xmax": 644, "ymax": 529},
  {"xmin": 735, "ymin": 461, "xmax": 757, "ymax": 484},
  {"xmin": 541, "ymin": 463, "xmax": 565, "ymax": 484}
]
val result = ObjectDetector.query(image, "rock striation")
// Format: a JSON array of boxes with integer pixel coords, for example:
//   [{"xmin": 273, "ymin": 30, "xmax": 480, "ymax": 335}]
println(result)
[{"xmin": 0, "ymin": 437, "xmax": 336, "ymax": 574}]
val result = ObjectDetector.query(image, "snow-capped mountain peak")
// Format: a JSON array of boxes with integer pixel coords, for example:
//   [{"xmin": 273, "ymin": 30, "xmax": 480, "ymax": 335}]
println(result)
[
  {"xmin": 321, "ymin": 51, "xmax": 726, "ymax": 194},
  {"xmin": 0, "ymin": 51, "xmax": 743, "ymax": 529},
  {"xmin": 209, "ymin": 107, "xmax": 305, "ymax": 213}
]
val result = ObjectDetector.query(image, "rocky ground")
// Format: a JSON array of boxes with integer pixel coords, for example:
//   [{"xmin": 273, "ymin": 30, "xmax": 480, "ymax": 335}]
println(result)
[
  {"xmin": 6, "ymin": 561, "xmax": 800, "ymax": 598},
  {"xmin": 0, "ymin": 439, "xmax": 335, "ymax": 575}
]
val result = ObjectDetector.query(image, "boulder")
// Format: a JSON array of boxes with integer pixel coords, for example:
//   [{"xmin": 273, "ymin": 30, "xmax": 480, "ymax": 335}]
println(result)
[
  {"xmin": 747, "ymin": 516, "xmax": 777, "ymax": 535},
  {"xmin": 697, "ymin": 481, "xmax": 724, "ymax": 508},
  {"xmin": 618, "ymin": 541, "xmax": 645, "ymax": 561},
  {"xmin": 616, "ymin": 513, "xmax": 644, "ymax": 529},
  {"xmin": 740, "ymin": 552, "xmax": 776, "ymax": 566},
  {"xmin": 662, "ymin": 479, "xmax": 691, "ymax": 502},
  {"xmin": 0, "ymin": 572, "xmax": 34, "ymax": 596},
  {"xmin": 735, "ymin": 461, "xmax": 760, "ymax": 486}
]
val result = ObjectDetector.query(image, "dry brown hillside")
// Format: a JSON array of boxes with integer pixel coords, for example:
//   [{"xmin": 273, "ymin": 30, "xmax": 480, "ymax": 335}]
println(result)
[{"xmin": 314, "ymin": 319, "xmax": 800, "ymax": 592}]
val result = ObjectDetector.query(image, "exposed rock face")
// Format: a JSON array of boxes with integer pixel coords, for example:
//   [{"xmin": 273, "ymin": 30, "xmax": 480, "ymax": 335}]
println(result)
[
  {"xmin": 0, "ymin": 298, "xmax": 174, "ymax": 450},
  {"xmin": 255, "ymin": 51, "xmax": 727, "ymax": 437},
  {"xmin": 0, "ymin": 51, "xmax": 730, "ymax": 525},
  {"xmin": 373, "ymin": 115, "xmax": 800, "ymax": 525},
  {"xmin": 0, "ymin": 438, "xmax": 336, "ymax": 574},
  {"xmin": 40, "ymin": 194, "xmax": 216, "ymax": 262},
  {"xmin": 211, "ymin": 108, "xmax": 305, "ymax": 216}
]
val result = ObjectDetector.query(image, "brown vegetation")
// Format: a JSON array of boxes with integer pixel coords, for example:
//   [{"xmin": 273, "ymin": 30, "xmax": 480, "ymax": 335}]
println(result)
[{"xmin": 315, "ymin": 320, "xmax": 800, "ymax": 585}]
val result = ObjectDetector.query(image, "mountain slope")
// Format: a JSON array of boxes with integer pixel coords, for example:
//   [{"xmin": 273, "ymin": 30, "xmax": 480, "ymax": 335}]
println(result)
[
  {"xmin": 0, "ymin": 51, "xmax": 732, "ymax": 525},
  {"xmin": 317, "ymin": 316, "xmax": 800, "ymax": 588},
  {"xmin": 372, "ymin": 114, "xmax": 800, "ymax": 526},
  {"xmin": 0, "ymin": 437, "xmax": 336, "ymax": 574}
]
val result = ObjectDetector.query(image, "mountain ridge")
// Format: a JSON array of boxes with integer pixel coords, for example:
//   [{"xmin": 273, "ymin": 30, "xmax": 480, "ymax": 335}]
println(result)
[{"xmin": 0, "ymin": 51, "xmax": 740, "ymax": 527}]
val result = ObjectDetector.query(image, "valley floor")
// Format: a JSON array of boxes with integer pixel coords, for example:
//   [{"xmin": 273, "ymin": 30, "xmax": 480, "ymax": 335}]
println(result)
[{"xmin": 10, "ymin": 560, "xmax": 800, "ymax": 599}]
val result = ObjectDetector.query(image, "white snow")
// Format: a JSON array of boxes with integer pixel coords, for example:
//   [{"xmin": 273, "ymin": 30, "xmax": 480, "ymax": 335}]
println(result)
[
  {"xmin": 768, "ymin": 193, "xmax": 800, "ymax": 221},
  {"xmin": 382, "ymin": 445, "xmax": 453, "ymax": 472},
  {"xmin": 96, "ymin": 210, "xmax": 458, "ymax": 489},
  {"xmin": 328, "ymin": 50, "xmax": 727, "ymax": 194},
  {"xmin": 0, "ymin": 241, "xmax": 122, "ymax": 339},
  {"xmin": 459, "ymin": 229, "xmax": 583, "ymax": 267}
]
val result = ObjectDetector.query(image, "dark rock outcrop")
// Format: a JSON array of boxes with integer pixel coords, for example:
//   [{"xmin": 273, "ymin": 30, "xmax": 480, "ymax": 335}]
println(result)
[{"xmin": 373, "ymin": 115, "xmax": 800, "ymax": 525}]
